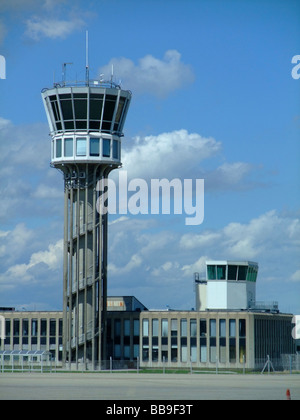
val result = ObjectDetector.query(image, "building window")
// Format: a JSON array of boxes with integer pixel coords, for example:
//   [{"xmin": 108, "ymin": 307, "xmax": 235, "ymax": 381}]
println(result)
[
  {"xmin": 50, "ymin": 319, "xmax": 56, "ymax": 345},
  {"xmin": 200, "ymin": 319, "xmax": 207, "ymax": 363},
  {"xmin": 113, "ymin": 319, "xmax": 121, "ymax": 360},
  {"xmin": 239, "ymin": 319, "xmax": 246, "ymax": 363},
  {"xmin": 190, "ymin": 319, "xmax": 197, "ymax": 362},
  {"xmin": 31, "ymin": 319, "xmax": 38, "ymax": 346},
  {"xmin": 124, "ymin": 319, "xmax": 130, "ymax": 337},
  {"xmin": 134, "ymin": 319, "xmax": 139, "ymax": 337},
  {"xmin": 207, "ymin": 265, "xmax": 216, "ymax": 280},
  {"xmin": 113, "ymin": 140, "xmax": 119, "ymax": 159},
  {"xmin": 152, "ymin": 319, "xmax": 159, "ymax": 337},
  {"xmin": 228, "ymin": 265, "xmax": 238, "ymax": 281},
  {"xmin": 5, "ymin": 319, "xmax": 10, "ymax": 345},
  {"xmin": 217, "ymin": 265, "xmax": 226, "ymax": 280},
  {"xmin": 152, "ymin": 319, "xmax": 159, "ymax": 362},
  {"xmin": 171, "ymin": 319, "xmax": 178, "ymax": 362},
  {"xmin": 133, "ymin": 319, "xmax": 139, "ymax": 360},
  {"xmin": 114, "ymin": 97, "xmax": 125, "ymax": 132},
  {"xmin": 229, "ymin": 319, "xmax": 236, "ymax": 363},
  {"xmin": 90, "ymin": 137, "xmax": 99, "ymax": 156},
  {"xmin": 102, "ymin": 95, "xmax": 116, "ymax": 132},
  {"xmin": 161, "ymin": 319, "xmax": 168, "ymax": 362},
  {"xmin": 64, "ymin": 137, "xmax": 73, "ymax": 157},
  {"xmin": 56, "ymin": 138, "xmax": 62, "ymax": 158},
  {"xmin": 22, "ymin": 319, "xmax": 29, "ymax": 346},
  {"xmin": 74, "ymin": 94, "xmax": 87, "ymax": 130},
  {"xmin": 238, "ymin": 266, "xmax": 247, "ymax": 281},
  {"xmin": 142, "ymin": 319, "xmax": 149, "ymax": 362},
  {"xmin": 207, "ymin": 264, "xmax": 226, "ymax": 280},
  {"xmin": 59, "ymin": 95, "xmax": 74, "ymax": 130},
  {"xmin": 219, "ymin": 319, "xmax": 226, "ymax": 363},
  {"xmin": 142, "ymin": 319, "xmax": 149, "ymax": 337},
  {"xmin": 89, "ymin": 93, "xmax": 103, "ymax": 130},
  {"xmin": 209, "ymin": 319, "xmax": 216, "ymax": 363},
  {"xmin": 180, "ymin": 319, "xmax": 187, "ymax": 362},
  {"xmin": 76, "ymin": 137, "xmax": 86, "ymax": 156},
  {"xmin": 103, "ymin": 138, "xmax": 110, "ymax": 157},
  {"xmin": 246, "ymin": 266, "xmax": 257, "ymax": 282},
  {"xmin": 40, "ymin": 319, "xmax": 47, "ymax": 346}
]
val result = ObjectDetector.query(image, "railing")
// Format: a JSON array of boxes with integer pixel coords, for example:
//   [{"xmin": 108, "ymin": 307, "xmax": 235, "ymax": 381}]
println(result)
[
  {"xmin": 52, "ymin": 79, "xmax": 122, "ymax": 89},
  {"xmin": 249, "ymin": 301, "xmax": 279, "ymax": 312}
]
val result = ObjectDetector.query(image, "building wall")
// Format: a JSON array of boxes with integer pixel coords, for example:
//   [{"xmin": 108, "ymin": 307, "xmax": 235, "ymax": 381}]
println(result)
[
  {"xmin": 0, "ymin": 311, "xmax": 63, "ymax": 364},
  {"xmin": 106, "ymin": 311, "xmax": 140, "ymax": 361},
  {"xmin": 139, "ymin": 310, "xmax": 295, "ymax": 370},
  {"xmin": 0, "ymin": 308, "xmax": 295, "ymax": 370}
]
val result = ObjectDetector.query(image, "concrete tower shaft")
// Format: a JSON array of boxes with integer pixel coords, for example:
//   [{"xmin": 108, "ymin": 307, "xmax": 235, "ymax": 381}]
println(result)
[{"xmin": 41, "ymin": 80, "xmax": 131, "ymax": 369}]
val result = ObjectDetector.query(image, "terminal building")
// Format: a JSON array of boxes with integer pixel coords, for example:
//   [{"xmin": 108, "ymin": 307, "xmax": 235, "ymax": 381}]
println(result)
[{"xmin": 0, "ymin": 261, "xmax": 297, "ymax": 371}]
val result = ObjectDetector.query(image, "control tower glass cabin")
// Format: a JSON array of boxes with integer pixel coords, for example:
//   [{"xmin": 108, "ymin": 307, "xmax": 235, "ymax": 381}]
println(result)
[{"xmin": 41, "ymin": 77, "xmax": 131, "ymax": 369}]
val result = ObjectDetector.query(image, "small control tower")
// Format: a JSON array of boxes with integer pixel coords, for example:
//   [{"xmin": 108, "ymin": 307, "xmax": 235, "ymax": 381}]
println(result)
[
  {"xmin": 41, "ymin": 65, "xmax": 131, "ymax": 368},
  {"xmin": 195, "ymin": 260, "xmax": 258, "ymax": 311}
]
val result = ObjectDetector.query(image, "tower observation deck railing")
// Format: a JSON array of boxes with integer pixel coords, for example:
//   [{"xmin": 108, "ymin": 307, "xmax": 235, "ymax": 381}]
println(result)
[{"xmin": 42, "ymin": 78, "xmax": 131, "ymax": 93}]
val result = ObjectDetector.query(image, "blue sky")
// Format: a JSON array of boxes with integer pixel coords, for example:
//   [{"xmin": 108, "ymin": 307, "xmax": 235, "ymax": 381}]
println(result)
[{"xmin": 0, "ymin": 0, "xmax": 300, "ymax": 314}]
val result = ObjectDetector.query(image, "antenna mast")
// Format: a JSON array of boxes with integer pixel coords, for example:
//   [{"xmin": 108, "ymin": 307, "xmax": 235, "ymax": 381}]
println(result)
[{"xmin": 85, "ymin": 30, "xmax": 89, "ymax": 85}]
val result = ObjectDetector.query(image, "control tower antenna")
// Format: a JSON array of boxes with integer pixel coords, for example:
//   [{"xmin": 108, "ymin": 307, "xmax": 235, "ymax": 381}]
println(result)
[
  {"xmin": 85, "ymin": 30, "xmax": 89, "ymax": 84},
  {"xmin": 62, "ymin": 62, "xmax": 73, "ymax": 86}
]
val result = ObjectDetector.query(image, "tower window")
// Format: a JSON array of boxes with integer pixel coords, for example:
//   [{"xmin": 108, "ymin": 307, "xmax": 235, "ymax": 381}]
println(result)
[
  {"xmin": 64, "ymin": 137, "xmax": 73, "ymax": 157},
  {"xmin": 207, "ymin": 265, "xmax": 216, "ymax": 280},
  {"xmin": 113, "ymin": 140, "xmax": 119, "ymax": 159},
  {"xmin": 76, "ymin": 137, "xmax": 86, "ymax": 156},
  {"xmin": 228, "ymin": 265, "xmax": 238, "ymax": 280},
  {"xmin": 90, "ymin": 138, "xmax": 99, "ymax": 156},
  {"xmin": 103, "ymin": 139, "xmax": 110, "ymax": 157},
  {"xmin": 237, "ymin": 266, "xmax": 247, "ymax": 281},
  {"xmin": 56, "ymin": 138, "xmax": 62, "ymax": 158},
  {"xmin": 216, "ymin": 265, "xmax": 226, "ymax": 280}
]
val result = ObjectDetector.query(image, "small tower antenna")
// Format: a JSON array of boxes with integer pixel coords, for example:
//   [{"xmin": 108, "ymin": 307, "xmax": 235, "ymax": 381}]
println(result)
[
  {"xmin": 62, "ymin": 62, "xmax": 73, "ymax": 86},
  {"xmin": 85, "ymin": 30, "xmax": 89, "ymax": 85},
  {"xmin": 110, "ymin": 64, "xmax": 114, "ymax": 85}
]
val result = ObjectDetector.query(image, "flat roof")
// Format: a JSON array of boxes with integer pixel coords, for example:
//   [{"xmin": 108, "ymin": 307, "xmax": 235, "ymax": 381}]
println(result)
[{"xmin": 206, "ymin": 260, "xmax": 258, "ymax": 266}]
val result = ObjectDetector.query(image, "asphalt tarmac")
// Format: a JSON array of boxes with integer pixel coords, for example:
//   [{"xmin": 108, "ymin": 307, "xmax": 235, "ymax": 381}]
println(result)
[{"xmin": 0, "ymin": 372, "xmax": 299, "ymax": 400}]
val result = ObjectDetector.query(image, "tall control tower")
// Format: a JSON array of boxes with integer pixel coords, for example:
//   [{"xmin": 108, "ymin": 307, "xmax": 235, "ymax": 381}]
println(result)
[{"xmin": 41, "ymin": 65, "xmax": 131, "ymax": 369}]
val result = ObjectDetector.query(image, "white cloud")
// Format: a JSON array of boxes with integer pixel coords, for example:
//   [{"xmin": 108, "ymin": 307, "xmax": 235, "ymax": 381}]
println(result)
[
  {"xmin": 0, "ymin": 223, "xmax": 34, "ymax": 264},
  {"xmin": 25, "ymin": 15, "xmax": 85, "ymax": 40},
  {"xmin": 0, "ymin": 119, "xmax": 62, "ymax": 223},
  {"xmin": 290, "ymin": 270, "xmax": 300, "ymax": 283},
  {"xmin": 109, "ymin": 253, "xmax": 143, "ymax": 275},
  {"xmin": 179, "ymin": 210, "xmax": 300, "ymax": 260},
  {"xmin": 1, "ymin": 0, "xmax": 87, "ymax": 44},
  {"xmin": 120, "ymin": 129, "xmax": 221, "ymax": 180},
  {"xmin": 180, "ymin": 231, "xmax": 221, "ymax": 250},
  {"xmin": 0, "ymin": 239, "xmax": 63, "ymax": 287},
  {"xmin": 181, "ymin": 256, "xmax": 209, "ymax": 278},
  {"xmin": 100, "ymin": 50, "xmax": 194, "ymax": 97},
  {"xmin": 117, "ymin": 129, "xmax": 259, "ymax": 195}
]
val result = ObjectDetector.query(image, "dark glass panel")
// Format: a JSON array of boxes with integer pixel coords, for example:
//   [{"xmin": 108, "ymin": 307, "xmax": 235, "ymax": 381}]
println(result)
[
  {"xmin": 103, "ymin": 97, "xmax": 116, "ymax": 122},
  {"xmin": 228, "ymin": 265, "xmax": 238, "ymax": 280},
  {"xmin": 60, "ymin": 99, "xmax": 73, "ymax": 120},
  {"xmin": 74, "ymin": 99, "xmax": 87, "ymax": 119},
  {"xmin": 238, "ymin": 266, "xmax": 247, "ymax": 281},
  {"xmin": 90, "ymin": 98, "xmax": 103, "ymax": 119}
]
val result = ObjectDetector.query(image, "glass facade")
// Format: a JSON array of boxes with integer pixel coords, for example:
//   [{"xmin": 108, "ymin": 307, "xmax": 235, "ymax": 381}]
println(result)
[
  {"xmin": 45, "ymin": 88, "xmax": 130, "ymax": 136},
  {"xmin": 207, "ymin": 263, "xmax": 258, "ymax": 282},
  {"xmin": 2, "ymin": 315, "xmax": 63, "ymax": 361},
  {"xmin": 52, "ymin": 135, "xmax": 120, "ymax": 161},
  {"xmin": 139, "ymin": 314, "xmax": 252, "ymax": 367}
]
